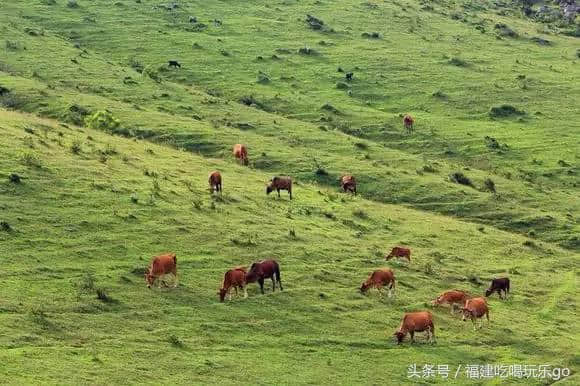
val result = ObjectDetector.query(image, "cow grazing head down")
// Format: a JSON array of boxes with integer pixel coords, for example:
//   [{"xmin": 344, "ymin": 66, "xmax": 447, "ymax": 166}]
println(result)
[
  {"xmin": 360, "ymin": 281, "xmax": 370, "ymax": 293},
  {"xmin": 144, "ymin": 268, "xmax": 154, "ymax": 289},
  {"xmin": 266, "ymin": 184, "xmax": 274, "ymax": 195},
  {"xmin": 218, "ymin": 288, "xmax": 228, "ymax": 302},
  {"xmin": 461, "ymin": 308, "xmax": 473, "ymax": 321},
  {"xmin": 484, "ymin": 288, "xmax": 493, "ymax": 297},
  {"xmin": 393, "ymin": 331, "xmax": 406, "ymax": 344}
]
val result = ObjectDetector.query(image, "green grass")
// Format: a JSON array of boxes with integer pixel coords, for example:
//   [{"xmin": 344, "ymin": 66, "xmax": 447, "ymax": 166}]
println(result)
[
  {"xmin": 0, "ymin": 0, "xmax": 579, "ymax": 384},
  {"xmin": 0, "ymin": 110, "xmax": 578, "ymax": 384}
]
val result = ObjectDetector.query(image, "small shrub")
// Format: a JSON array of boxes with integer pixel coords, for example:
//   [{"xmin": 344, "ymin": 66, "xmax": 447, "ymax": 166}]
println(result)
[
  {"xmin": 78, "ymin": 272, "xmax": 96, "ymax": 292},
  {"xmin": 8, "ymin": 173, "xmax": 21, "ymax": 183},
  {"xmin": 321, "ymin": 102, "xmax": 340, "ymax": 114},
  {"xmin": 466, "ymin": 272, "xmax": 482, "ymax": 285},
  {"xmin": 483, "ymin": 178, "xmax": 496, "ymax": 193},
  {"xmin": 336, "ymin": 81, "xmax": 349, "ymax": 90},
  {"xmin": 0, "ymin": 221, "xmax": 12, "ymax": 232},
  {"xmin": 354, "ymin": 142, "xmax": 368, "ymax": 150},
  {"xmin": 448, "ymin": 57, "xmax": 468, "ymax": 67},
  {"xmin": 494, "ymin": 23, "xmax": 518, "ymax": 38},
  {"xmin": 422, "ymin": 164, "xmax": 437, "ymax": 173},
  {"xmin": 489, "ymin": 104, "xmax": 525, "ymax": 118},
  {"xmin": 5, "ymin": 40, "xmax": 20, "ymax": 51},
  {"xmin": 477, "ymin": 226, "xmax": 485, "ymax": 233},
  {"xmin": 306, "ymin": 14, "xmax": 325, "ymax": 30},
  {"xmin": 289, "ymin": 228, "xmax": 296, "ymax": 238},
  {"xmin": 257, "ymin": 71, "xmax": 270, "ymax": 84},
  {"xmin": 95, "ymin": 288, "xmax": 115, "ymax": 303},
  {"xmin": 353, "ymin": 209, "xmax": 368, "ymax": 219},
  {"xmin": 449, "ymin": 172, "xmax": 473, "ymax": 187},
  {"xmin": 85, "ymin": 111, "xmax": 121, "ymax": 131},
  {"xmin": 323, "ymin": 211, "xmax": 336, "ymax": 220},
  {"xmin": 432, "ymin": 90, "xmax": 447, "ymax": 99},
  {"xmin": 67, "ymin": 0, "xmax": 79, "ymax": 8},
  {"xmin": 20, "ymin": 152, "xmax": 42, "ymax": 168},
  {"xmin": 298, "ymin": 47, "xmax": 318, "ymax": 55},
  {"xmin": 70, "ymin": 139, "xmax": 82, "ymax": 154},
  {"xmin": 192, "ymin": 198, "xmax": 203, "ymax": 210},
  {"xmin": 130, "ymin": 193, "xmax": 139, "ymax": 204},
  {"xmin": 168, "ymin": 335, "xmax": 184, "ymax": 348},
  {"xmin": 423, "ymin": 262, "xmax": 434, "ymax": 275}
]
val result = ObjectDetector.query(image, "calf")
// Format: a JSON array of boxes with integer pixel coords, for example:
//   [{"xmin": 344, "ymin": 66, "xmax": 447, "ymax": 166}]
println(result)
[
  {"xmin": 360, "ymin": 269, "xmax": 396, "ymax": 297},
  {"xmin": 233, "ymin": 144, "xmax": 249, "ymax": 165},
  {"xmin": 462, "ymin": 297, "xmax": 490, "ymax": 330},
  {"xmin": 145, "ymin": 253, "xmax": 177, "ymax": 289},
  {"xmin": 168, "ymin": 60, "xmax": 181, "ymax": 68},
  {"xmin": 219, "ymin": 268, "xmax": 247, "ymax": 302},
  {"xmin": 208, "ymin": 171, "xmax": 222, "ymax": 193},
  {"xmin": 485, "ymin": 277, "xmax": 510, "ymax": 299},
  {"xmin": 393, "ymin": 311, "xmax": 435, "ymax": 344},
  {"xmin": 266, "ymin": 176, "xmax": 292, "ymax": 200},
  {"xmin": 431, "ymin": 290, "xmax": 470, "ymax": 314},
  {"xmin": 245, "ymin": 259, "xmax": 283, "ymax": 294},
  {"xmin": 345, "ymin": 72, "xmax": 353, "ymax": 81},
  {"xmin": 403, "ymin": 114, "xmax": 414, "ymax": 132},
  {"xmin": 340, "ymin": 175, "xmax": 357, "ymax": 195},
  {"xmin": 385, "ymin": 246, "xmax": 411, "ymax": 262}
]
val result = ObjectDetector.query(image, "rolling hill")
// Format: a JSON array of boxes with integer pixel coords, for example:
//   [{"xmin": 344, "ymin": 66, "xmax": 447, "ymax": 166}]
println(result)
[{"xmin": 0, "ymin": 0, "xmax": 579, "ymax": 384}]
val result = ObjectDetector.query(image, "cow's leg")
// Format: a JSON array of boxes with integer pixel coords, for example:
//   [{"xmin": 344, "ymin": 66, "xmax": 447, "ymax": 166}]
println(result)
[
  {"xmin": 234, "ymin": 286, "xmax": 238, "ymax": 297},
  {"xmin": 289, "ymin": 189, "xmax": 292, "ymax": 200},
  {"xmin": 409, "ymin": 331, "xmax": 415, "ymax": 344},
  {"xmin": 277, "ymin": 189, "xmax": 281, "ymax": 198},
  {"xmin": 227, "ymin": 288, "xmax": 232, "ymax": 301},
  {"xmin": 472, "ymin": 318, "xmax": 477, "ymax": 331},
  {"xmin": 243, "ymin": 286, "xmax": 248, "ymax": 298},
  {"xmin": 430, "ymin": 324, "xmax": 436, "ymax": 343},
  {"xmin": 172, "ymin": 271, "xmax": 178, "ymax": 288},
  {"xmin": 258, "ymin": 278, "xmax": 265, "ymax": 294},
  {"xmin": 450, "ymin": 304, "xmax": 456, "ymax": 314},
  {"xmin": 272, "ymin": 277, "xmax": 276, "ymax": 292}
]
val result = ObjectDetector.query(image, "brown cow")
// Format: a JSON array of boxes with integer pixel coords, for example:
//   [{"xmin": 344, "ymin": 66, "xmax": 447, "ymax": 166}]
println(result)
[
  {"xmin": 266, "ymin": 176, "xmax": 292, "ymax": 200},
  {"xmin": 385, "ymin": 247, "xmax": 411, "ymax": 262},
  {"xmin": 360, "ymin": 269, "xmax": 396, "ymax": 297},
  {"xmin": 393, "ymin": 311, "xmax": 435, "ymax": 344},
  {"xmin": 340, "ymin": 175, "xmax": 357, "ymax": 195},
  {"xmin": 233, "ymin": 144, "xmax": 249, "ymax": 165},
  {"xmin": 145, "ymin": 253, "xmax": 177, "ymax": 289},
  {"xmin": 208, "ymin": 171, "xmax": 222, "ymax": 193},
  {"xmin": 219, "ymin": 267, "xmax": 247, "ymax": 302},
  {"xmin": 431, "ymin": 290, "xmax": 470, "ymax": 314},
  {"xmin": 245, "ymin": 259, "xmax": 283, "ymax": 294},
  {"xmin": 462, "ymin": 297, "xmax": 490, "ymax": 330},
  {"xmin": 403, "ymin": 114, "xmax": 414, "ymax": 132}
]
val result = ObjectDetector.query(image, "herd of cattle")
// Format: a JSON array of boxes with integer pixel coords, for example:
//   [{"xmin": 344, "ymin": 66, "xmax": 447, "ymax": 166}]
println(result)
[
  {"xmin": 144, "ymin": 249, "xmax": 511, "ymax": 345},
  {"xmin": 146, "ymin": 117, "xmax": 512, "ymax": 344}
]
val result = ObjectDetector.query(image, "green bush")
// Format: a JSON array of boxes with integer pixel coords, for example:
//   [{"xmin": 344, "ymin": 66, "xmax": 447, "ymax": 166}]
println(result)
[{"xmin": 85, "ymin": 111, "xmax": 121, "ymax": 132}]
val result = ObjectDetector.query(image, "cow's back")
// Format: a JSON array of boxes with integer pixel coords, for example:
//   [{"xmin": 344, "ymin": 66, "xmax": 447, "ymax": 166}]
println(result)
[{"xmin": 465, "ymin": 297, "xmax": 488, "ymax": 317}]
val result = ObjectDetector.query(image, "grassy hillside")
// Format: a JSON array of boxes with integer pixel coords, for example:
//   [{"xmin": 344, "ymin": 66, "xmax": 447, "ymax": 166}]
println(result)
[
  {"xmin": 0, "ymin": 0, "xmax": 578, "ymax": 248},
  {"xmin": 0, "ymin": 110, "xmax": 578, "ymax": 384},
  {"xmin": 0, "ymin": 0, "xmax": 579, "ymax": 384}
]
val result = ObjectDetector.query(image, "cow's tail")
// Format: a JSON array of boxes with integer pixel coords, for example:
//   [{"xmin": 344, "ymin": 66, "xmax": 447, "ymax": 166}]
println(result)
[
  {"xmin": 172, "ymin": 254, "xmax": 177, "ymax": 265},
  {"xmin": 506, "ymin": 279, "xmax": 510, "ymax": 294},
  {"xmin": 275, "ymin": 262, "xmax": 283, "ymax": 290}
]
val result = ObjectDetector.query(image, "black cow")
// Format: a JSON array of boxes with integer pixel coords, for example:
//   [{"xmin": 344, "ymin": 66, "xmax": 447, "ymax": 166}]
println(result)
[
  {"xmin": 485, "ymin": 277, "xmax": 510, "ymax": 299},
  {"xmin": 168, "ymin": 60, "xmax": 181, "ymax": 68},
  {"xmin": 346, "ymin": 72, "xmax": 354, "ymax": 81}
]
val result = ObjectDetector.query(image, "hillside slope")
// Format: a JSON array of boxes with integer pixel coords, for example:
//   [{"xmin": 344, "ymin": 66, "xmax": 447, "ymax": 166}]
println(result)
[
  {"xmin": 0, "ymin": 110, "xmax": 578, "ymax": 384},
  {"xmin": 0, "ymin": 0, "xmax": 578, "ymax": 248}
]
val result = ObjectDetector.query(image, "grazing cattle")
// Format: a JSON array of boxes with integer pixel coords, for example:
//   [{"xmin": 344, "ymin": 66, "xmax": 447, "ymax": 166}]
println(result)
[
  {"xmin": 360, "ymin": 269, "xmax": 396, "ymax": 297},
  {"xmin": 266, "ymin": 176, "xmax": 292, "ymax": 200},
  {"xmin": 208, "ymin": 171, "xmax": 222, "ymax": 193},
  {"xmin": 462, "ymin": 297, "xmax": 490, "ymax": 330},
  {"xmin": 232, "ymin": 144, "xmax": 249, "ymax": 166},
  {"xmin": 219, "ymin": 267, "xmax": 247, "ymax": 302},
  {"xmin": 403, "ymin": 114, "xmax": 414, "ymax": 131},
  {"xmin": 485, "ymin": 277, "xmax": 510, "ymax": 299},
  {"xmin": 393, "ymin": 311, "xmax": 435, "ymax": 344},
  {"xmin": 245, "ymin": 259, "xmax": 283, "ymax": 294},
  {"xmin": 168, "ymin": 60, "xmax": 181, "ymax": 68},
  {"xmin": 345, "ymin": 72, "xmax": 353, "ymax": 81},
  {"xmin": 385, "ymin": 247, "xmax": 411, "ymax": 262},
  {"xmin": 431, "ymin": 290, "xmax": 470, "ymax": 314},
  {"xmin": 340, "ymin": 175, "xmax": 357, "ymax": 195},
  {"xmin": 145, "ymin": 253, "xmax": 177, "ymax": 289}
]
